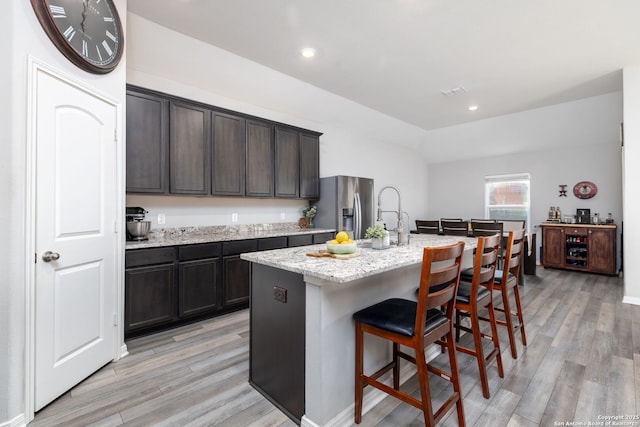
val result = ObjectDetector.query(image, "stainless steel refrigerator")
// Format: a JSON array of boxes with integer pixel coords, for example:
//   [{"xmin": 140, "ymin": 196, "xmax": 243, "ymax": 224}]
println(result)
[{"xmin": 314, "ymin": 176, "xmax": 374, "ymax": 239}]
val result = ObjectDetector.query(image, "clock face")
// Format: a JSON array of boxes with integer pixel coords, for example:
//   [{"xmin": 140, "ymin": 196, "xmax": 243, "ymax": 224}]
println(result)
[
  {"xmin": 573, "ymin": 181, "xmax": 598, "ymax": 199},
  {"xmin": 31, "ymin": 0, "xmax": 124, "ymax": 74}
]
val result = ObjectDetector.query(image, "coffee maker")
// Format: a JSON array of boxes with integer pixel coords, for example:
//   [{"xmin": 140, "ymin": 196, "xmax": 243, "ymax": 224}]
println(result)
[{"xmin": 126, "ymin": 207, "xmax": 150, "ymax": 241}]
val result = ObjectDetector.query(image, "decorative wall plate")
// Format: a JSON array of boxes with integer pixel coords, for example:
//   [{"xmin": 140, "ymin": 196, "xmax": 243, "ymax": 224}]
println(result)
[{"xmin": 573, "ymin": 181, "xmax": 598, "ymax": 199}]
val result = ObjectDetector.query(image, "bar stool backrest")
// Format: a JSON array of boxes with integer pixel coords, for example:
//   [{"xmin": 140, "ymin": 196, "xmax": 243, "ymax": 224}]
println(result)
[{"xmin": 416, "ymin": 241, "xmax": 465, "ymax": 333}]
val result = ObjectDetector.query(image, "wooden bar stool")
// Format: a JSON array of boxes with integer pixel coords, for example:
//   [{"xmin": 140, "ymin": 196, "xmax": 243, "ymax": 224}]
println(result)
[
  {"xmin": 486, "ymin": 229, "xmax": 527, "ymax": 359},
  {"xmin": 353, "ymin": 242, "xmax": 466, "ymax": 426},
  {"xmin": 454, "ymin": 233, "xmax": 504, "ymax": 399}
]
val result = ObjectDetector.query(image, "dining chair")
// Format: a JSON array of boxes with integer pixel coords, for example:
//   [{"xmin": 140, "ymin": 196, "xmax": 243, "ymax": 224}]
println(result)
[
  {"xmin": 454, "ymin": 233, "xmax": 503, "ymax": 399},
  {"xmin": 470, "ymin": 218, "xmax": 496, "ymax": 224},
  {"xmin": 415, "ymin": 220, "xmax": 440, "ymax": 234},
  {"xmin": 353, "ymin": 241, "xmax": 466, "ymax": 426},
  {"xmin": 441, "ymin": 220, "xmax": 469, "ymax": 236},
  {"xmin": 471, "ymin": 220, "xmax": 503, "ymax": 237}
]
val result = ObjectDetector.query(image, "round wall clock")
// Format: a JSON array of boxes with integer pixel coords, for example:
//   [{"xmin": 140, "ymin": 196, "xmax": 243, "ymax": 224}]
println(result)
[
  {"xmin": 573, "ymin": 181, "xmax": 598, "ymax": 199},
  {"xmin": 31, "ymin": 0, "xmax": 124, "ymax": 74}
]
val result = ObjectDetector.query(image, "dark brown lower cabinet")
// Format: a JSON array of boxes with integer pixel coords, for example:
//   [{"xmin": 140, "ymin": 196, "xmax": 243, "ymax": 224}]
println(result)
[
  {"xmin": 178, "ymin": 243, "xmax": 221, "ymax": 317},
  {"xmin": 125, "ymin": 247, "xmax": 176, "ymax": 335},
  {"xmin": 125, "ymin": 233, "xmax": 331, "ymax": 338},
  {"xmin": 222, "ymin": 240, "xmax": 258, "ymax": 308}
]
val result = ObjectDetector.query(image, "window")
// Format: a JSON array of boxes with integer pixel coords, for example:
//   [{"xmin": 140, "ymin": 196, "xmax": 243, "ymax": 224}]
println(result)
[{"xmin": 484, "ymin": 173, "xmax": 530, "ymax": 232}]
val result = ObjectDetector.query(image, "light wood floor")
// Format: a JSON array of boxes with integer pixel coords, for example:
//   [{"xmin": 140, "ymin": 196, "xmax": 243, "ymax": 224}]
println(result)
[{"xmin": 31, "ymin": 268, "xmax": 637, "ymax": 427}]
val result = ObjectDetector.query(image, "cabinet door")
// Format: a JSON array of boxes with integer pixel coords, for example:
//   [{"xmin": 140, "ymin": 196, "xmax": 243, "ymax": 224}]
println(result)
[
  {"xmin": 126, "ymin": 90, "xmax": 168, "ymax": 193},
  {"xmin": 275, "ymin": 126, "xmax": 299, "ymax": 198},
  {"xmin": 588, "ymin": 228, "xmax": 616, "ymax": 274},
  {"xmin": 125, "ymin": 263, "xmax": 175, "ymax": 333},
  {"xmin": 179, "ymin": 258, "xmax": 220, "ymax": 317},
  {"xmin": 542, "ymin": 226, "xmax": 564, "ymax": 268},
  {"xmin": 299, "ymin": 132, "xmax": 320, "ymax": 199},
  {"xmin": 246, "ymin": 119, "xmax": 274, "ymax": 197},
  {"xmin": 223, "ymin": 255, "xmax": 251, "ymax": 307},
  {"xmin": 169, "ymin": 101, "xmax": 211, "ymax": 195},
  {"xmin": 222, "ymin": 240, "xmax": 257, "ymax": 308},
  {"xmin": 212, "ymin": 112, "xmax": 246, "ymax": 196}
]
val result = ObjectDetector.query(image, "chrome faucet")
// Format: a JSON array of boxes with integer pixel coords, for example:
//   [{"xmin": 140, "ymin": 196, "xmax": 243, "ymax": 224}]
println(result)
[{"xmin": 376, "ymin": 185, "xmax": 408, "ymax": 246}]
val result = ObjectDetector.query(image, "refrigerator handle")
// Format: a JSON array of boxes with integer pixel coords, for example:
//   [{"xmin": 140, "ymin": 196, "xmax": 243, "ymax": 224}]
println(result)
[{"xmin": 354, "ymin": 192, "xmax": 362, "ymax": 239}]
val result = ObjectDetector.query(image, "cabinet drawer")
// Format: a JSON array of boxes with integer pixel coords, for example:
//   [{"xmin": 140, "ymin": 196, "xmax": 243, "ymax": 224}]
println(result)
[
  {"xmin": 288, "ymin": 234, "xmax": 314, "ymax": 247},
  {"xmin": 126, "ymin": 247, "xmax": 175, "ymax": 268},
  {"xmin": 313, "ymin": 232, "xmax": 335, "ymax": 244},
  {"xmin": 565, "ymin": 227, "xmax": 588, "ymax": 236},
  {"xmin": 178, "ymin": 243, "xmax": 221, "ymax": 261},
  {"xmin": 223, "ymin": 239, "xmax": 258, "ymax": 256},
  {"xmin": 258, "ymin": 237, "xmax": 288, "ymax": 251}
]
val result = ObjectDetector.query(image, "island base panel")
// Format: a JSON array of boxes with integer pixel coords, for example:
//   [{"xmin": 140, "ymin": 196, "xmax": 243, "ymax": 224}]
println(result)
[{"xmin": 249, "ymin": 263, "xmax": 305, "ymax": 424}]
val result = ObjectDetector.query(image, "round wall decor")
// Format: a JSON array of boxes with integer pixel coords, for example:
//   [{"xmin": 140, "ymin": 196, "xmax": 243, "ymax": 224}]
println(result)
[
  {"xmin": 31, "ymin": 0, "xmax": 124, "ymax": 74},
  {"xmin": 573, "ymin": 181, "xmax": 598, "ymax": 199}
]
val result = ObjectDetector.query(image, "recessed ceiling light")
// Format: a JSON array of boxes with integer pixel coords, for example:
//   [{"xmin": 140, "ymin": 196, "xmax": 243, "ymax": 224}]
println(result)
[
  {"xmin": 468, "ymin": 105, "xmax": 478, "ymax": 111},
  {"xmin": 301, "ymin": 47, "xmax": 316, "ymax": 58}
]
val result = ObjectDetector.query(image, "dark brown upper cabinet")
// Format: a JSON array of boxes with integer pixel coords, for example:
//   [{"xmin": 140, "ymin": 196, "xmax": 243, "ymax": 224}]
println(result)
[
  {"xmin": 169, "ymin": 100, "xmax": 211, "ymax": 195},
  {"xmin": 212, "ymin": 112, "xmax": 246, "ymax": 196},
  {"xmin": 126, "ymin": 85, "xmax": 321, "ymax": 199},
  {"xmin": 275, "ymin": 126, "xmax": 300, "ymax": 198},
  {"xmin": 246, "ymin": 119, "xmax": 275, "ymax": 197},
  {"xmin": 125, "ymin": 90, "xmax": 168, "ymax": 194},
  {"xmin": 300, "ymin": 132, "xmax": 320, "ymax": 199}
]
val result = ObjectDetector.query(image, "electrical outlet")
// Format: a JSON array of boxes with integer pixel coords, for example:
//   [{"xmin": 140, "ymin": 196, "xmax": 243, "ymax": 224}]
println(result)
[
  {"xmin": 273, "ymin": 286, "xmax": 287, "ymax": 303},
  {"xmin": 280, "ymin": 212, "xmax": 286, "ymax": 220},
  {"xmin": 157, "ymin": 214, "xmax": 166, "ymax": 225},
  {"xmin": 231, "ymin": 213, "xmax": 238, "ymax": 222}
]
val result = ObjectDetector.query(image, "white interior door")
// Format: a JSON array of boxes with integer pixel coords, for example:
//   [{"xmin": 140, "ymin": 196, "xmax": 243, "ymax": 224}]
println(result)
[{"xmin": 34, "ymin": 69, "xmax": 118, "ymax": 411}]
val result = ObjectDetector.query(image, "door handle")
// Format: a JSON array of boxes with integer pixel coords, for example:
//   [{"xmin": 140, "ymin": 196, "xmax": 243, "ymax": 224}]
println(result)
[{"xmin": 42, "ymin": 251, "xmax": 60, "ymax": 262}]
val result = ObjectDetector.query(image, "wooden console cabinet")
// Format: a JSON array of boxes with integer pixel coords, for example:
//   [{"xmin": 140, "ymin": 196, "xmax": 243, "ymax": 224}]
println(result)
[{"xmin": 541, "ymin": 223, "xmax": 617, "ymax": 275}]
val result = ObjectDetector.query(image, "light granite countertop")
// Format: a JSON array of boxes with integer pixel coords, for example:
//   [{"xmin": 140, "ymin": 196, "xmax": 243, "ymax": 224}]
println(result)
[
  {"xmin": 241, "ymin": 234, "xmax": 478, "ymax": 284},
  {"xmin": 125, "ymin": 223, "xmax": 335, "ymax": 250}
]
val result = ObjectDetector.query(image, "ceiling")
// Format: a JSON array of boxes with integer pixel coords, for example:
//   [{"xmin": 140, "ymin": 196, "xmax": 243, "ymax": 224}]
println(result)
[{"xmin": 127, "ymin": 0, "xmax": 640, "ymax": 132}]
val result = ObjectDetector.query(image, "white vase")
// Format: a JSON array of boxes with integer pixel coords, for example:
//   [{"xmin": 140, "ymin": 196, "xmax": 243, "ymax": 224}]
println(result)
[
  {"xmin": 371, "ymin": 232, "xmax": 390, "ymax": 250},
  {"xmin": 371, "ymin": 238, "xmax": 384, "ymax": 249}
]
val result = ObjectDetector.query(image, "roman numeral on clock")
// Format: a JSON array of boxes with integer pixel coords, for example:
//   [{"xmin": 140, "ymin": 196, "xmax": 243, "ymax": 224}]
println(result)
[
  {"xmin": 63, "ymin": 26, "xmax": 76, "ymax": 41},
  {"xmin": 49, "ymin": 5, "xmax": 66, "ymax": 18}
]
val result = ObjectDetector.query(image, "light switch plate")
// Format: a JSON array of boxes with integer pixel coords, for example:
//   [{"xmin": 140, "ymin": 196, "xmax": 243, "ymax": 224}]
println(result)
[
  {"xmin": 157, "ymin": 214, "xmax": 166, "ymax": 225},
  {"xmin": 232, "ymin": 213, "xmax": 238, "ymax": 222}
]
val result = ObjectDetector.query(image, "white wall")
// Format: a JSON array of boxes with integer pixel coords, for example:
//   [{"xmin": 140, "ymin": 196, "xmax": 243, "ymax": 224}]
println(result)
[
  {"xmin": 1, "ymin": 3, "xmax": 15, "ymax": 424},
  {"xmin": 3, "ymin": 1, "xmax": 127, "ymax": 424},
  {"xmin": 125, "ymin": 14, "xmax": 429, "ymax": 231},
  {"xmin": 426, "ymin": 93, "xmax": 623, "ymax": 264},
  {"xmin": 623, "ymin": 67, "xmax": 640, "ymax": 302}
]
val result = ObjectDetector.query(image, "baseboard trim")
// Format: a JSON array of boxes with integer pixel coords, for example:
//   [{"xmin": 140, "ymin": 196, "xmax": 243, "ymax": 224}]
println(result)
[
  {"xmin": 623, "ymin": 295, "xmax": 640, "ymax": 306},
  {"xmin": 0, "ymin": 413, "xmax": 26, "ymax": 427}
]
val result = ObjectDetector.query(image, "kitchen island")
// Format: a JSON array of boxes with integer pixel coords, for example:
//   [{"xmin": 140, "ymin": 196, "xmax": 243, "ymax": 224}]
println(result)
[{"xmin": 241, "ymin": 234, "xmax": 477, "ymax": 427}]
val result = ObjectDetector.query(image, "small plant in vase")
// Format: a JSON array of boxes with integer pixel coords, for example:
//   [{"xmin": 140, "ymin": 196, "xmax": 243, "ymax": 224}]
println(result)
[
  {"xmin": 365, "ymin": 224, "xmax": 390, "ymax": 249},
  {"xmin": 302, "ymin": 205, "xmax": 317, "ymax": 228}
]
